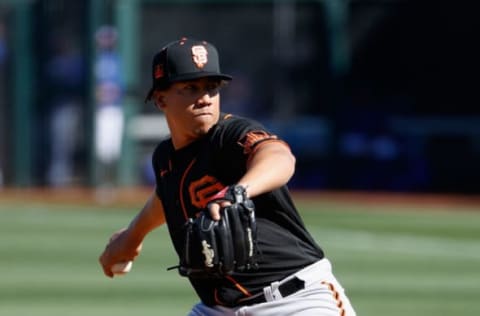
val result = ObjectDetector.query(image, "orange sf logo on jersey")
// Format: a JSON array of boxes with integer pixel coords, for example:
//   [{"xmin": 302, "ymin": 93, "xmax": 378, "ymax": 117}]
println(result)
[{"xmin": 188, "ymin": 175, "xmax": 224, "ymax": 209}]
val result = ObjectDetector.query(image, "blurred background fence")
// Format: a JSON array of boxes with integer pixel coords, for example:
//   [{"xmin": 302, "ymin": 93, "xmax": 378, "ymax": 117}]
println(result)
[{"xmin": 0, "ymin": 0, "xmax": 479, "ymax": 194}]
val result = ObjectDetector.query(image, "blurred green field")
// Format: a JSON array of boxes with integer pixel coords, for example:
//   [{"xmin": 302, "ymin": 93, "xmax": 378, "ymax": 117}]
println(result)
[{"xmin": 1, "ymin": 194, "xmax": 480, "ymax": 316}]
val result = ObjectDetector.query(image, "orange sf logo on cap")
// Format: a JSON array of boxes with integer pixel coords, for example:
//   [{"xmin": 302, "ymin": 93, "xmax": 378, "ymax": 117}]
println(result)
[{"xmin": 191, "ymin": 45, "xmax": 208, "ymax": 68}]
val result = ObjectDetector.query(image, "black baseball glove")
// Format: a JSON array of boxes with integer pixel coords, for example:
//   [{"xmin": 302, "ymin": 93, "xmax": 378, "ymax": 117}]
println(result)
[{"xmin": 175, "ymin": 185, "xmax": 258, "ymax": 278}]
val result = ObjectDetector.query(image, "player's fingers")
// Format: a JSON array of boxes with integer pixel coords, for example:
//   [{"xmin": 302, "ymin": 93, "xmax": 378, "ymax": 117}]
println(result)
[
  {"xmin": 219, "ymin": 201, "xmax": 232, "ymax": 207},
  {"xmin": 208, "ymin": 201, "xmax": 232, "ymax": 221},
  {"xmin": 103, "ymin": 266, "xmax": 114, "ymax": 278},
  {"xmin": 208, "ymin": 203, "xmax": 221, "ymax": 221},
  {"xmin": 99, "ymin": 252, "xmax": 114, "ymax": 278}
]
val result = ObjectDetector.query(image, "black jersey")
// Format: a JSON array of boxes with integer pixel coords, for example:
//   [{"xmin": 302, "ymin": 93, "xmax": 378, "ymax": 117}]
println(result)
[{"xmin": 152, "ymin": 113, "xmax": 324, "ymax": 307}]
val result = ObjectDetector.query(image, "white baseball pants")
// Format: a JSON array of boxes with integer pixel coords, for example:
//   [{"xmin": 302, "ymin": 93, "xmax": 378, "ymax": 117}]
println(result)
[{"xmin": 189, "ymin": 258, "xmax": 357, "ymax": 316}]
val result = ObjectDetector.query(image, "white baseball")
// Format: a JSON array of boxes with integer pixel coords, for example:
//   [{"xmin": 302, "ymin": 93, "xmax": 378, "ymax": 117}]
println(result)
[{"xmin": 111, "ymin": 261, "xmax": 133, "ymax": 275}]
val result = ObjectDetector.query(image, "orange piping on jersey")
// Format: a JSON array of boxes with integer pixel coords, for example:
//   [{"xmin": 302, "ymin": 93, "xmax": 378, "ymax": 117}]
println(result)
[
  {"xmin": 321, "ymin": 281, "xmax": 346, "ymax": 316},
  {"xmin": 179, "ymin": 158, "xmax": 197, "ymax": 220},
  {"xmin": 225, "ymin": 275, "xmax": 252, "ymax": 297},
  {"xmin": 214, "ymin": 288, "xmax": 228, "ymax": 306},
  {"xmin": 159, "ymin": 160, "xmax": 173, "ymax": 178},
  {"xmin": 246, "ymin": 139, "xmax": 291, "ymax": 167},
  {"xmin": 160, "ymin": 169, "xmax": 168, "ymax": 177},
  {"xmin": 223, "ymin": 113, "xmax": 233, "ymax": 120},
  {"xmin": 238, "ymin": 131, "xmax": 277, "ymax": 155}
]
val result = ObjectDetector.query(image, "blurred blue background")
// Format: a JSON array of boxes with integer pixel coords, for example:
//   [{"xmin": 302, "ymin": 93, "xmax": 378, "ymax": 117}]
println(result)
[{"xmin": 0, "ymin": 0, "xmax": 478, "ymax": 194}]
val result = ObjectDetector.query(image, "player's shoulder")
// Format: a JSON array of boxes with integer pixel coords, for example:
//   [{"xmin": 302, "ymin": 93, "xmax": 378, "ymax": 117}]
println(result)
[
  {"xmin": 209, "ymin": 113, "xmax": 272, "ymax": 149},
  {"xmin": 215, "ymin": 113, "xmax": 266, "ymax": 132}
]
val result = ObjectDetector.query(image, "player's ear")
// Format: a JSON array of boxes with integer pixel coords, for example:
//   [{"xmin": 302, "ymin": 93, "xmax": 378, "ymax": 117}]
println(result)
[{"xmin": 154, "ymin": 92, "xmax": 167, "ymax": 110}]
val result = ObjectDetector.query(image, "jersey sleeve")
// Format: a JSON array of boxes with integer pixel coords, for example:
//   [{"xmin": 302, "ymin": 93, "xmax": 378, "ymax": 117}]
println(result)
[
  {"xmin": 210, "ymin": 114, "xmax": 290, "ymax": 183},
  {"xmin": 221, "ymin": 115, "xmax": 288, "ymax": 155}
]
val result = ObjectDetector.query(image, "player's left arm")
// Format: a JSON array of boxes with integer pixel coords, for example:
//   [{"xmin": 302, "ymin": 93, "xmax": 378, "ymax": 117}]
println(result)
[{"xmin": 238, "ymin": 140, "xmax": 295, "ymax": 198}]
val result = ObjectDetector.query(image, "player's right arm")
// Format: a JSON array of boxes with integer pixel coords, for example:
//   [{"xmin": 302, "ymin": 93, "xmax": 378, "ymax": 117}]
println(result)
[{"xmin": 99, "ymin": 191, "xmax": 166, "ymax": 277}]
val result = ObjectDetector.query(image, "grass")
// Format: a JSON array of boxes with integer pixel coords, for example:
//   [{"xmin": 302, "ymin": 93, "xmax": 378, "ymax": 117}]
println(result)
[{"xmin": 1, "ymin": 195, "xmax": 479, "ymax": 315}]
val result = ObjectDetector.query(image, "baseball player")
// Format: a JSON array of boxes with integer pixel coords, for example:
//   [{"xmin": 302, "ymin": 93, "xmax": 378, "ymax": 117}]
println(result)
[{"xmin": 99, "ymin": 37, "xmax": 356, "ymax": 316}]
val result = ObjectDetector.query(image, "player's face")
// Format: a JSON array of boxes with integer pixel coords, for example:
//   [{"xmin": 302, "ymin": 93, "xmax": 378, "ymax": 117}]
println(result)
[{"xmin": 157, "ymin": 77, "xmax": 224, "ymax": 148}]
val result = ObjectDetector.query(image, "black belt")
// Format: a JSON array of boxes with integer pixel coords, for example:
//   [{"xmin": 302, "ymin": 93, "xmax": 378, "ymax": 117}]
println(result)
[{"xmin": 237, "ymin": 277, "xmax": 305, "ymax": 306}]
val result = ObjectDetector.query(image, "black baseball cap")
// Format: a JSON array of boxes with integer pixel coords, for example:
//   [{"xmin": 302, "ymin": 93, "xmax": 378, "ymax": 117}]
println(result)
[{"xmin": 145, "ymin": 38, "xmax": 232, "ymax": 102}]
